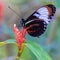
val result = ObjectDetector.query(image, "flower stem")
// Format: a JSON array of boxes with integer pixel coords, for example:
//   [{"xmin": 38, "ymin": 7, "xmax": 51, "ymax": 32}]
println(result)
[{"xmin": 15, "ymin": 44, "xmax": 25, "ymax": 60}]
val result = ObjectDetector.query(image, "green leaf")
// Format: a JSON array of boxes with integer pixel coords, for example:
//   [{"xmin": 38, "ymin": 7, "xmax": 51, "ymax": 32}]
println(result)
[
  {"xmin": 0, "ymin": 42, "xmax": 6, "ymax": 46},
  {"xmin": 25, "ymin": 41, "xmax": 52, "ymax": 60},
  {"xmin": 0, "ymin": 39, "xmax": 16, "ymax": 46},
  {"xmin": 4, "ymin": 39, "xmax": 16, "ymax": 43},
  {"xmin": 0, "ymin": 39, "xmax": 52, "ymax": 60}
]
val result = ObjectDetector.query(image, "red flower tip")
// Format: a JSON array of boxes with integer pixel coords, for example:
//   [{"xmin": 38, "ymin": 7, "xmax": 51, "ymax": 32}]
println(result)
[{"xmin": 13, "ymin": 24, "xmax": 27, "ymax": 48}]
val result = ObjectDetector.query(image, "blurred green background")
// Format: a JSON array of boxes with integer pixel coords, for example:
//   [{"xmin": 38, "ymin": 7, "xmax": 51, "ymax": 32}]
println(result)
[{"xmin": 0, "ymin": 0, "xmax": 60, "ymax": 60}]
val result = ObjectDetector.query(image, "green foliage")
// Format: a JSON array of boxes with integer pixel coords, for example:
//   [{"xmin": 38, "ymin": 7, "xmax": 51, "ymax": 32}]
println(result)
[
  {"xmin": 25, "ymin": 41, "xmax": 52, "ymax": 60},
  {"xmin": 0, "ymin": 39, "xmax": 16, "ymax": 46},
  {"xmin": 54, "ymin": 0, "xmax": 60, "ymax": 8},
  {"xmin": 40, "ymin": 0, "xmax": 53, "ymax": 5},
  {"xmin": 0, "ymin": 39, "xmax": 52, "ymax": 60}
]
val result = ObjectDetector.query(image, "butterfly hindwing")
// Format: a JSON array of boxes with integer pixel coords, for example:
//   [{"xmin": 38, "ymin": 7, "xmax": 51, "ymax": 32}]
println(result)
[{"xmin": 25, "ymin": 19, "xmax": 47, "ymax": 37}]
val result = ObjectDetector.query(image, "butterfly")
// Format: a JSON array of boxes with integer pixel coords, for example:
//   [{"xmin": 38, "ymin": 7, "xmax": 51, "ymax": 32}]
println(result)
[{"xmin": 17, "ymin": 4, "xmax": 56, "ymax": 37}]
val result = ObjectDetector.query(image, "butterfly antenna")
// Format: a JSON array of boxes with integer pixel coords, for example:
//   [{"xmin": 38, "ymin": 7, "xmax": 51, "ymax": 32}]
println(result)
[{"xmin": 8, "ymin": 6, "xmax": 21, "ymax": 18}]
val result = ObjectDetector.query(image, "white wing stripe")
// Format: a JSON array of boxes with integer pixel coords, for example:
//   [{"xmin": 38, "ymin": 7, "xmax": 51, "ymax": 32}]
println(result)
[
  {"xmin": 37, "ymin": 7, "xmax": 49, "ymax": 15},
  {"xmin": 25, "ymin": 20, "xmax": 34, "ymax": 25},
  {"xmin": 33, "ymin": 13, "xmax": 40, "ymax": 18}
]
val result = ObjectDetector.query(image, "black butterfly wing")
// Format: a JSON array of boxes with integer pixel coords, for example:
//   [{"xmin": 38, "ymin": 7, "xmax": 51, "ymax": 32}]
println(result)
[{"xmin": 25, "ymin": 19, "xmax": 47, "ymax": 37}]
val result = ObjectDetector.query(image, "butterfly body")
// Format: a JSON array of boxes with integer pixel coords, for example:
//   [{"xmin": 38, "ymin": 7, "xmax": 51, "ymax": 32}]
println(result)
[{"xmin": 19, "ymin": 4, "xmax": 56, "ymax": 37}]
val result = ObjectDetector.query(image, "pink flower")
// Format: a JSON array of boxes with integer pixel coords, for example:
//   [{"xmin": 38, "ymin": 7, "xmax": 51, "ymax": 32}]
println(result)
[
  {"xmin": 0, "ymin": 2, "xmax": 4, "ymax": 22},
  {"xmin": 13, "ymin": 24, "xmax": 27, "ymax": 49}
]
